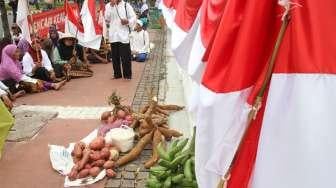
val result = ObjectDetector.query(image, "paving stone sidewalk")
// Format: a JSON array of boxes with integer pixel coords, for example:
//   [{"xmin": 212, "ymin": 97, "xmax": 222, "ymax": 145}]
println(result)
[{"xmin": 105, "ymin": 29, "xmax": 167, "ymax": 188}]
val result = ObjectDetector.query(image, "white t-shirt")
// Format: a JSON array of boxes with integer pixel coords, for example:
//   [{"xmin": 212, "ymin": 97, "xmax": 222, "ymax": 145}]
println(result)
[
  {"xmin": 22, "ymin": 50, "xmax": 53, "ymax": 76},
  {"xmin": 104, "ymin": 1, "xmax": 137, "ymax": 44},
  {"xmin": 130, "ymin": 30, "xmax": 150, "ymax": 54}
]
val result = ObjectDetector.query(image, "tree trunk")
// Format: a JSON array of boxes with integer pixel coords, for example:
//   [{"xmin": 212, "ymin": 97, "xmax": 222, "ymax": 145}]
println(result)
[{"xmin": 0, "ymin": 0, "xmax": 12, "ymax": 40}]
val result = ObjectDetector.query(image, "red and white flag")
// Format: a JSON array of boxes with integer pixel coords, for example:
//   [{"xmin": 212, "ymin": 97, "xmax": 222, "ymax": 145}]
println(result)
[
  {"xmin": 98, "ymin": 0, "xmax": 107, "ymax": 39},
  {"xmin": 228, "ymin": 1, "xmax": 336, "ymax": 188},
  {"xmin": 17, "ymin": 0, "xmax": 31, "ymax": 42},
  {"xmin": 64, "ymin": 0, "xmax": 102, "ymax": 50}
]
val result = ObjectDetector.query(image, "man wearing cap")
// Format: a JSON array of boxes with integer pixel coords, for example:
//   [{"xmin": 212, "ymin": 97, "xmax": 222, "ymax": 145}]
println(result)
[
  {"xmin": 105, "ymin": 0, "xmax": 137, "ymax": 80},
  {"xmin": 130, "ymin": 20, "xmax": 149, "ymax": 62}
]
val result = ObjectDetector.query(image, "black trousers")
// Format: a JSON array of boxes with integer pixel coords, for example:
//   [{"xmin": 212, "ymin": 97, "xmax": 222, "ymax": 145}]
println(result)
[
  {"xmin": 33, "ymin": 67, "xmax": 52, "ymax": 82},
  {"xmin": 110, "ymin": 42, "xmax": 132, "ymax": 79}
]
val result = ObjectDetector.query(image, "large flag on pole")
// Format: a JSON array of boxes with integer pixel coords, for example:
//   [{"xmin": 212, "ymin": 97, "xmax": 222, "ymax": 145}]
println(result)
[
  {"xmin": 64, "ymin": 0, "xmax": 102, "ymax": 50},
  {"xmin": 228, "ymin": 1, "xmax": 336, "ymax": 187},
  {"xmin": 17, "ymin": 0, "xmax": 31, "ymax": 42}
]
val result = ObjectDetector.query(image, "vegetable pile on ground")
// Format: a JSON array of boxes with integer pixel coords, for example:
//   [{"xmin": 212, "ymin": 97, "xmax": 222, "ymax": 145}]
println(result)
[
  {"xmin": 68, "ymin": 137, "xmax": 120, "ymax": 181},
  {"xmin": 146, "ymin": 127, "xmax": 197, "ymax": 188},
  {"xmin": 116, "ymin": 96, "xmax": 184, "ymax": 168},
  {"xmin": 98, "ymin": 92, "xmax": 134, "ymax": 136}
]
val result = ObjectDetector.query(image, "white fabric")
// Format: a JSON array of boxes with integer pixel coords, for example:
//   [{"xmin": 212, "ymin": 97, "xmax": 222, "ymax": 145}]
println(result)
[
  {"xmin": 80, "ymin": 0, "xmax": 103, "ymax": 50},
  {"xmin": 195, "ymin": 85, "xmax": 252, "ymax": 188},
  {"xmin": 0, "ymin": 81, "xmax": 9, "ymax": 91},
  {"xmin": 251, "ymin": 73, "xmax": 336, "ymax": 188},
  {"xmin": 140, "ymin": 3, "xmax": 149, "ymax": 14},
  {"xmin": 22, "ymin": 50, "xmax": 53, "ymax": 76},
  {"xmin": 104, "ymin": 1, "xmax": 137, "ymax": 43},
  {"xmin": 17, "ymin": 0, "xmax": 31, "ymax": 42},
  {"xmin": 21, "ymin": 75, "xmax": 38, "ymax": 84},
  {"xmin": 130, "ymin": 30, "xmax": 150, "ymax": 54},
  {"xmin": 64, "ymin": 19, "xmax": 101, "ymax": 50}
]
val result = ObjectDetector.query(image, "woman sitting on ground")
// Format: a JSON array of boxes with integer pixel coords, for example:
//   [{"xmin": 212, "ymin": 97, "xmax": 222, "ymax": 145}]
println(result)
[
  {"xmin": 130, "ymin": 20, "xmax": 150, "ymax": 62},
  {"xmin": 22, "ymin": 37, "xmax": 57, "ymax": 82},
  {"xmin": 53, "ymin": 33, "xmax": 93, "ymax": 80},
  {"xmin": 0, "ymin": 44, "xmax": 66, "ymax": 95}
]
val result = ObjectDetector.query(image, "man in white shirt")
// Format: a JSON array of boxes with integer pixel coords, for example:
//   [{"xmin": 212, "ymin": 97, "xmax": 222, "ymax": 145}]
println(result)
[
  {"xmin": 105, "ymin": 0, "xmax": 137, "ymax": 80},
  {"xmin": 130, "ymin": 20, "xmax": 149, "ymax": 62}
]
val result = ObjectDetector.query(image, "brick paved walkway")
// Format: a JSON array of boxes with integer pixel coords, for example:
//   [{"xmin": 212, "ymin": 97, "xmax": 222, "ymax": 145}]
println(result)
[{"xmin": 105, "ymin": 29, "xmax": 167, "ymax": 188}]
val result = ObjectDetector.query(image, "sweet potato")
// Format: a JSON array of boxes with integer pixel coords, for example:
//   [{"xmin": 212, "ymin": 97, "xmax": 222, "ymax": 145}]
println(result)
[
  {"xmin": 116, "ymin": 131, "xmax": 154, "ymax": 167},
  {"xmin": 84, "ymin": 163, "xmax": 92, "ymax": 169},
  {"xmin": 72, "ymin": 142, "xmax": 85, "ymax": 158},
  {"xmin": 103, "ymin": 161, "xmax": 115, "ymax": 169},
  {"xmin": 78, "ymin": 148, "xmax": 91, "ymax": 171},
  {"xmin": 92, "ymin": 159, "xmax": 105, "ymax": 167},
  {"xmin": 89, "ymin": 136, "xmax": 105, "ymax": 150},
  {"xmin": 109, "ymin": 149, "xmax": 119, "ymax": 161},
  {"xmin": 100, "ymin": 147, "xmax": 110, "ymax": 160},
  {"xmin": 68, "ymin": 169, "xmax": 78, "ymax": 181},
  {"xmin": 89, "ymin": 167, "xmax": 101, "ymax": 177},
  {"xmin": 77, "ymin": 169, "xmax": 90, "ymax": 179},
  {"xmin": 106, "ymin": 169, "xmax": 117, "ymax": 178},
  {"xmin": 90, "ymin": 151, "xmax": 101, "ymax": 161},
  {"xmin": 73, "ymin": 156, "xmax": 81, "ymax": 163},
  {"xmin": 116, "ymin": 109, "xmax": 126, "ymax": 119}
]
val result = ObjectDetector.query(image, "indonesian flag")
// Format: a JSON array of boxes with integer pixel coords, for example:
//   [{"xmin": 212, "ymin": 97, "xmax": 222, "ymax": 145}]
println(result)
[
  {"xmin": 64, "ymin": 0, "xmax": 102, "ymax": 50},
  {"xmin": 17, "ymin": 0, "xmax": 31, "ymax": 42},
  {"xmin": 227, "ymin": 1, "xmax": 336, "ymax": 188},
  {"xmin": 98, "ymin": 0, "xmax": 107, "ymax": 39}
]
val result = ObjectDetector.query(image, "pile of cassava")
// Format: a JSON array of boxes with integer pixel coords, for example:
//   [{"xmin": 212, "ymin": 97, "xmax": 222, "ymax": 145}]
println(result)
[
  {"xmin": 68, "ymin": 137, "xmax": 120, "ymax": 181},
  {"xmin": 116, "ymin": 96, "xmax": 185, "ymax": 168}
]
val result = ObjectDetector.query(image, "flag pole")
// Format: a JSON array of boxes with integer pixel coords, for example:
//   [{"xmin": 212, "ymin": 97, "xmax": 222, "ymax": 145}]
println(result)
[
  {"xmin": 27, "ymin": 0, "xmax": 41, "ymax": 63},
  {"xmin": 217, "ymin": 7, "xmax": 291, "ymax": 188}
]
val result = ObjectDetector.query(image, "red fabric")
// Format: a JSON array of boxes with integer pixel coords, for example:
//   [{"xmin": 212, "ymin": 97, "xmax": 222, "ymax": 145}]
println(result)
[
  {"xmin": 173, "ymin": 0, "xmax": 202, "ymax": 32},
  {"xmin": 273, "ymin": 0, "xmax": 336, "ymax": 74},
  {"xmin": 100, "ymin": 0, "xmax": 105, "ymax": 12},
  {"xmin": 199, "ymin": 0, "xmax": 228, "ymax": 47},
  {"xmin": 201, "ymin": 0, "xmax": 282, "ymax": 94},
  {"xmin": 65, "ymin": 0, "xmax": 84, "ymax": 33},
  {"xmin": 228, "ymin": 90, "xmax": 269, "ymax": 188},
  {"xmin": 163, "ymin": 0, "xmax": 179, "ymax": 9},
  {"xmin": 87, "ymin": 0, "xmax": 102, "ymax": 34},
  {"xmin": 28, "ymin": 39, "xmax": 42, "ymax": 63},
  {"xmin": 226, "ymin": 1, "xmax": 336, "ymax": 187}
]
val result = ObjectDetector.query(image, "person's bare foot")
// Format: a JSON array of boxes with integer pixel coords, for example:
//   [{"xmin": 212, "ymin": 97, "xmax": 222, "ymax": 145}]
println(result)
[
  {"xmin": 53, "ymin": 80, "xmax": 66, "ymax": 90},
  {"xmin": 11, "ymin": 90, "xmax": 26, "ymax": 101}
]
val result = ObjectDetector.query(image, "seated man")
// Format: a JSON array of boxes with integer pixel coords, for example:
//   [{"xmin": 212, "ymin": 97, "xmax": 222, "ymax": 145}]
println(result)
[
  {"xmin": 0, "ymin": 82, "xmax": 13, "ymax": 110},
  {"xmin": 130, "ymin": 20, "xmax": 150, "ymax": 62}
]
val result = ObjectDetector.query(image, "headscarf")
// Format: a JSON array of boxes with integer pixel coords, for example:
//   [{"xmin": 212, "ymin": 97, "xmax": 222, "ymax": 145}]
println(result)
[
  {"xmin": 17, "ymin": 38, "xmax": 30, "ymax": 55},
  {"xmin": 0, "ymin": 44, "xmax": 23, "ymax": 82},
  {"xmin": 49, "ymin": 24, "xmax": 59, "ymax": 47},
  {"xmin": 28, "ymin": 38, "xmax": 42, "ymax": 63},
  {"xmin": 0, "ymin": 38, "xmax": 12, "ymax": 60}
]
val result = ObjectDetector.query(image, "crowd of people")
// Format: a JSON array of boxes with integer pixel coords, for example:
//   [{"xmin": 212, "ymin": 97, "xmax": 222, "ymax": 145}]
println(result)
[{"xmin": 0, "ymin": 0, "xmax": 151, "ymax": 112}]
